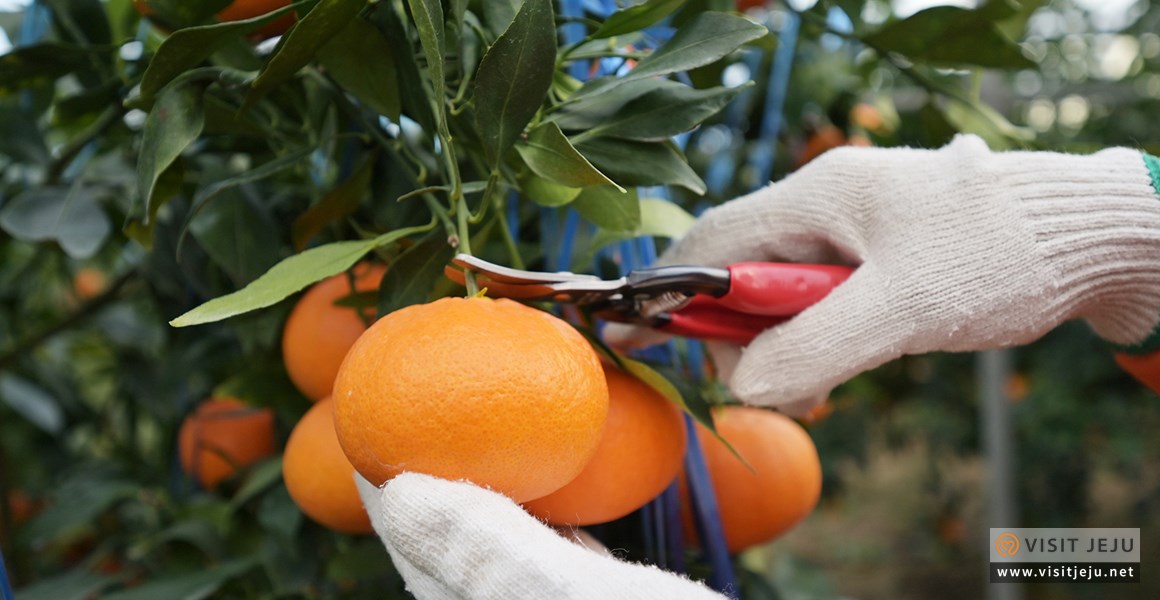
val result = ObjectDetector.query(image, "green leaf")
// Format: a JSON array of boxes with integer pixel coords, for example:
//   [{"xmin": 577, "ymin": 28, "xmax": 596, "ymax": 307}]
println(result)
[
  {"xmin": 0, "ymin": 374, "xmax": 65, "ymax": 435},
  {"xmin": 515, "ymin": 122, "xmax": 620, "ymax": 190},
  {"xmin": 317, "ymin": 17, "xmax": 401, "ymax": 120},
  {"xmin": 258, "ymin": 484, "xmax": 302, "ymax": 539},
  {"xmin": 24, "ymin": 478, "xmax": 138, "ymax": 544},
  {"xmin": 100, "ymin": 559, "xmax": 258, "ymax": 600},
  {"xmin": 481, "ymin": 0, "xmax": 521, "ymax": 37},
  {"xmin": 406, "ymin": 0, "xmax": 446, "ymax": 124},
  {"xmin": 230, "ymin": 458, "xmax": 284, "ymax": 508},
  {"xmin": 292, "ymin": 153, "xmax": 376, "ymax": 251},
  {"xmin": 170, "ymin": 225, "xmax": 429, "ymax": 326},
  {"xmin": 579, "ymin": 198, "xmax": 694, "ymax": 265},
  {"xmin": 0, "ymin": 107, "xmax": 49, "ymax": 162},
  {"xmin": 377, "ymin": 232, "xmax": 455, "ymax": 316},
  {"xmin": 188, "ymin": 190, "xmax": 283, "ymax": 286},
  {"xmin": 619, "ymin": 358, "xmax": 714, "ymax": 431},
  {"xmin": 944, "ymin": 97, "xmax": 1034, "ymax": 148},
  {"xmin": 576, "ymin": 138, "xmax": 706, "ymax": 194},
  {"xmin": 572, "ymin": 185, "xmax": 640, "ymax": 232},
  {"xmin": 517, "ymin": 171, "xmax": 582, "ymax": 207},
  {"xmin": 863, "ymin": 5, "xmax": 1036, "ymax": 69},
  {"xmin": 177, "ymin": 145, "xmax": 317, "ymax": 254},
  {"xmin": 620, "ymin": 12, "xmax": 765, "ymax": 84},
  {"xmin": 567, "ymin": 80, "xmax": 750, "ymax": 142},
  {"xmin": 0, "ymin": 185, "xmax": 112, "ymax": 259},
  {"xmin": 138, "ymin": 3, "xmax": 299, "ymax": 100},
  {"xmin": 590, "ymin": 0, "xmax": 684, "ymax": 39},
  {"xmin": 0, "ymin": 43, "xmax": 113, "ymax": 97},
  {"xmin": 138, "ymin": 81, "xmax": 204, "ymax": 223},
  {"xmin": 474, "ymin": 0, "xmax": 556, "ymax": 166},
  {"xmin": 16, "ymin": 571, "xmax": 118, "ymax": 600},
  {"xmin": 245, "ymin": 0, "xmax": 367, "ymax": 108}
]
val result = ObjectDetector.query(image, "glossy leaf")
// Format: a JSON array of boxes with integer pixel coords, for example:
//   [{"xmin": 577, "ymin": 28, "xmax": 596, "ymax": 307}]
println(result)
[
  {"xmin": 245, "ymin": 0, "xmax": 367, "ymax": 107},
  {"xmin": 0, "ymin": 186, "xmax": 111, "ymax": 259},
  {"xmin": 568, "ymin": 81, "xmax": 750, "ymax": 142},
  {"xmin": 16, "ymin": 572, "xmax": 118, "ymax": 600},
  {"xmin": 138, "ymin": 81, "xmax": 204, "ymax": 223},
  {"xmin": 572, "ymin": 185, "xmax": 640, "ymax": 232},
  {"xmin": 577, "ymin": 138, "xmax": 706, "ymax": 194},
  {"xmin": 170, "ymin": 225, "xmax": 429, "ymax": 327},
  {"xmin": 590, "ymin": 0, "xmax": 684, "ymax": 39},
  {"xmin": 474, "ymin": 0, "xmax": 556, "ymax": 165},
  {"xmin": 517, "ymin": 171, "xmax": 582, "ymax": 207},
  {"xmin": 292, "ymin": 153, "xmax": 376, "ymax": 251},
  {"xmin": 100, "ymin": 559, "xmax": 258, "ymax": 600},
  {"xmin": 515, "ymin": 122, "xmax": 619, "ymax": 189},
  {"xmin": 377, "ymin": 232, "xmax": 455, "ymax": 316},
  {"xmin": 863, "ymin": 5, "xmax": 1036, "ymax": 69},
  {"xmin": 406, "ymin": 0, "xmax": 446, "ymax": 123},
  {"xmin": 621, "ymin": 12, "xmax": 766, "ymax": 84},
  {"xmin": 188, "ymin": 191, "xmax": 283, "ymax": 286},
  {"xmin": 0, "ymin": 374, "xmax": 65, "ymax": 435},
  {"xmin": 138, "ymin": 3, "xmax": 300, "ymax": 100},
  {"xmin": 621, "ymin": 358, "xmax": 716, "ymax": 433},
  {"xmin": 0, "ymin": 43, "xmax": 112, "ymax": 97},
  {"xmin": 581, "ymin": 198, "xmax": 694, "ymax": 263},
  {"xmin": 317, "ymin": 18, "xmax": 401, "ymax": 119}
]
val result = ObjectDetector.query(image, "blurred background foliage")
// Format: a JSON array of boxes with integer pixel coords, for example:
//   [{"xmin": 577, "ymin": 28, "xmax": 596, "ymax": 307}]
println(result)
[{"xmin": 1, "ymin": 0, "xmax": 1159, "ymax": 598}]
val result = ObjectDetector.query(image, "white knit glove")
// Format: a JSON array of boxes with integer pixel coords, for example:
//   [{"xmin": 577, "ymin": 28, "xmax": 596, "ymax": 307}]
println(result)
[
  {"xmin": 607, "ymin": 135, "xmax": 1160, "ymax": 412},
  {"xmin": 355, "ymin": 473, "xmax": 725, "ymax": 600}
]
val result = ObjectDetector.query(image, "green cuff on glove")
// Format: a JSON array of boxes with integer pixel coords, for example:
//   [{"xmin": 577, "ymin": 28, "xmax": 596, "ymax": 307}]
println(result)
[{"xmin": 1113, "ymin": 153, "xmax": 1160, "ymax": 355}]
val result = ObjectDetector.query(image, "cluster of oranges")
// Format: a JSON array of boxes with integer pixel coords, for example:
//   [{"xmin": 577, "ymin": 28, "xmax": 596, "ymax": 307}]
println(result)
[{"xmin": 177, "ymin": 261, "xmax": 823, "ymax": 554}]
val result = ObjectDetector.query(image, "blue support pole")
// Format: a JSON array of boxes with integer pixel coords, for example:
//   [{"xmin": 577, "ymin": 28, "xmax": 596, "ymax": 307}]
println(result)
[{"xmin": 749, "ymin": 11, "xmax": 800, "ymax": 187}]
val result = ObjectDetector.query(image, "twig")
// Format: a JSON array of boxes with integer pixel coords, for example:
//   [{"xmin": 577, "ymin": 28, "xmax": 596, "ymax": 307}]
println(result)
[{"xmin": 0, "ymin": 270, "xmax": 136, "ymax": 372}]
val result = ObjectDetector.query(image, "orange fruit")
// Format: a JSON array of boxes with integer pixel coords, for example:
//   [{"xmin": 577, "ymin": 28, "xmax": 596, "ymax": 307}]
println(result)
[
  {"xmin": 523, "ymin": 364, "xmax": 686, "ymax": 525},
  {"xmin": 1115, "ymin": 351, "xmax": 1160, "ymax": 395},
  {"xmin": 333, "ymin": 297, "xmax": 609, "ymax": 503},
  {"xmin": 282, "ymin": 263, "xmax": 387, "ymax": 402},
  {"xmin": 73, "ymin": 268, "xmax": 108, "ymax": 300},
  {"xmin": 133, "ymin": 0, "xmax": 294, "ymax": 38},
  {"xmin": 850, "ymin": 102, "xmax": 885, "ymax": 133},
  {"xmin": 795, "ymin": 125, "xmax": 847, "ymax": 169},
  {"xmin": 680, "ymin": 406, "xmax": 821, "ymax": 553},
  {"xmin": 736, "ymin": 0, "xmax": 768, "ymax": 10},
  {"xmin": 178, "ymin": 397, "xmax": 276, "ymax": 490},
  {"xmin": 284, "ymin": 398, "xmax": 373, "ymax": 534}
]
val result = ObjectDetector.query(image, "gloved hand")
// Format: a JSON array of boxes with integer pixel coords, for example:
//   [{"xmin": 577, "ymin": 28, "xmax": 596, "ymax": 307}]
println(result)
[
  {"xmin": 607, "ymin": 135, "xmax": 1160, "ymax": 412},
  {"xmin": 356, "ymin": 473, "xmax": 726, "ymax": 600}
]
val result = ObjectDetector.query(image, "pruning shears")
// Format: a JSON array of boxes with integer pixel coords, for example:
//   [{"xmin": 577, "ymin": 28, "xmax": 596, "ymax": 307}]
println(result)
[{"xmin": 444, "ymin": 255, "xmax": 854, "ymax": 345}]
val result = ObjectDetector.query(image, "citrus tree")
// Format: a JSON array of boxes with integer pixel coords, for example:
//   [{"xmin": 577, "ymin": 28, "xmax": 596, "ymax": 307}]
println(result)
[{"xmin": 0, "ymin": 0, "xmax": 1096, "ymax": 597}]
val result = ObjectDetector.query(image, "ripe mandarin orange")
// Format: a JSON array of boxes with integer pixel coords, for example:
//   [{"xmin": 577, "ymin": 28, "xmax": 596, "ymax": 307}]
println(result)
[
  {"xmin": 73, "ymin": 268, "xmax": 108, "ymax": 301},
  {"xmin": 681, "ymin": 406, "xmax": 821, "ymax": 553},
  {"xmin": 178, "ymin": 397, "xmax": 276, "ymax": 490},
  {"xmin": 284, "ymin": 398, "xmax": 373, "ymax": 534},
  {"xmin": 523, "ymin": 364, "xmax": 686, "ymax": 525},
  {"xmin": 133, "ymin": 0, "xmax": 294, "ymax": 38},
  {"xmin": 333, "ymin": 297, "xmax": 609, "ymax": 503},
  {"xmin": 1115, "ymin": 350, "xmax": 1160, "ymax": 395},
  {"xmin": 795, "ymin": 125, "xmax": 847, "ymax": 169},
  {"xmin": 282, "ymin": 263, "xmax": 387, "ymax": 402}
]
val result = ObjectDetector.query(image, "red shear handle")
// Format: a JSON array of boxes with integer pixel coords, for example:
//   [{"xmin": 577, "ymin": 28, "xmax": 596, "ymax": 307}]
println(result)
[
  {"xmin": 658, "ymin": 263, "xmax": 855, "ymax": 345},
  {"xmin": 718, "ymin": 262, "xmax": 854, "ymax": 316}
]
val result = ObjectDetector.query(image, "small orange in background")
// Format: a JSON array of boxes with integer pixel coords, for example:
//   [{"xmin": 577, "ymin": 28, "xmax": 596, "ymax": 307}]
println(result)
[
  {"xmin": 284, "ymin": 398, "xmax": 373, "ymax": 535},
  {"xmin": 178, "ymin": 397, "xmax": 276, "ymax": 490},
  {"xmin": 334, "ymin": 297, "xmax": 609, "ymax": 503},
  {"xmin": 795, "ymin": 125, "xmax": 847, "ymax": 169},
  {"xmin": 680, "ymin": 406, "xmax": 821, "ymax": 554},
  {"xmin": 282, "ymin": 263, "xmax": 387, "ymax": 402},
  {"xmin": 133, "ymin": 0, "xmax": 295, "ymax": 38},
  {"xmin": 1114, "ymin": 351, "xmax": 1160, "ymax": 395},
  {"xmin": 73, "ymin": 267, "xmax": 108, "ymax": 301},
  {"xmin": 523, "ymin": 364, "xmax": 686, "ymax": 526}
]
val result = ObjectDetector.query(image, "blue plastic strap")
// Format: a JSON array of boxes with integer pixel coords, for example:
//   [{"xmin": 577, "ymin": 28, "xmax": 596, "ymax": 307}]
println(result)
[
  {"xmin": 0, "ymin": 546, "xmax": 15, "ymax": 600},
  {"xmin": 683, "ymin": 413, "xmax": 736, "ymax": 592},
  {"xmin": 749, "ymin": 10, "xmax": 800, "ymax": 187}
]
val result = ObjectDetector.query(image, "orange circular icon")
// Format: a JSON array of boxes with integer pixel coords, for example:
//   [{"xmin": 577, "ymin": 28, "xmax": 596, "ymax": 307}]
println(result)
[{"xmin": 995, "ymin": 533, "xmax": 1020, "ymax": 556}]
